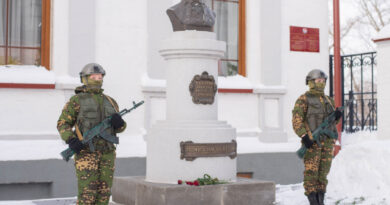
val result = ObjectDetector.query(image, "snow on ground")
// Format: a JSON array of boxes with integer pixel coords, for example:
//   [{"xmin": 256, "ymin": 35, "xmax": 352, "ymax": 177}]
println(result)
[{"xmin": 276, "ymin": 131, "xmax": 390, "ymax": 205}]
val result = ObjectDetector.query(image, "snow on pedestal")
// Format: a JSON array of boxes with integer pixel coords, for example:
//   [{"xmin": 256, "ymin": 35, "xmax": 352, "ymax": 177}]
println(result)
[
  {"xmin": 374, "ymin": 25, "xmax": 390, "ymax": 140},
  {"xmin": 145, "ymin": 31, "xmax": 237, "ymax": 183}
]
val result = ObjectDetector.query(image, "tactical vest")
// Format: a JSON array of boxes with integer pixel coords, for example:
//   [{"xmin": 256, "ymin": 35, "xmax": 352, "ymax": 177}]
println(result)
[
  {"xmin": 76, "ymin": 93, "xmax": 118, "ymax": 151},
  {"xmin": 306, "ymin": 93, "xmax": 337, "ymax": 139}
]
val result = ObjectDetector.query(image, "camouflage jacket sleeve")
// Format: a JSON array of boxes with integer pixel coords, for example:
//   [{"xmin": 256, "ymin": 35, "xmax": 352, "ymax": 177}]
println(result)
[
  {"xmin": 292, "ymin": 94, "xmax": 308, "ymax": 137},
  {"xmin": 57, "ymin": 95, "xmax": 80, "ymax": 142},
  {"xmin": 106, "ymin": 95, "xmax": 127, "ymax": 133}
]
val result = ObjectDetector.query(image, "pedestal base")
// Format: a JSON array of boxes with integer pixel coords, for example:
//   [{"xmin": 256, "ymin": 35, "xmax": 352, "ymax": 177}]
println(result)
[
  {"xmin": 146, "ymin": 120, "xmax": 236, "ymax": 183},
  {"xmin": 112, "ymin": 176, "xmax": 275, "ymax": 205}
]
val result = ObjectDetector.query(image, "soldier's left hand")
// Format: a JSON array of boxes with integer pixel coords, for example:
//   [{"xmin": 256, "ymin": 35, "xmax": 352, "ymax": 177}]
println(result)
[{"xmin": 111, "ymin": 113, "xmax": 125, "ymax": 129}]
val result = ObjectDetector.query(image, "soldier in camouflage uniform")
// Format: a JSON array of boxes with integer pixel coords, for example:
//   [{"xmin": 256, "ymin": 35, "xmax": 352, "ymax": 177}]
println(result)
[
  {"xmin": 292, "ymin": 69, "xmax": 342, "ymax": 205},
  {"xmin": 57, "ymin": 63, "xmax": 126, "ymax": 205}
]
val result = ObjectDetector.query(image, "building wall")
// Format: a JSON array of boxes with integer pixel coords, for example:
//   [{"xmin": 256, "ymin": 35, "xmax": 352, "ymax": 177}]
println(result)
[
  {"xmin": 94, "ymin": 0, "xmax": 148, "ymax": 137},
  {"xmin": 281, "ymin": 0, "xmax": 330, "ymax": 139},
  {"xmin": 0, "ymin": 89, "xmax": 66, "ymax": 139},
  {"xmin": 375, "ymin": 30, "xmax": 390, "ymax": 140},
  {"xmin": 0, "ymin": 0, "xmax": 329, "ymax": 141},
  {"xmin": 0, "ymin": 0, "xmax": 149, "ymax": 139}
]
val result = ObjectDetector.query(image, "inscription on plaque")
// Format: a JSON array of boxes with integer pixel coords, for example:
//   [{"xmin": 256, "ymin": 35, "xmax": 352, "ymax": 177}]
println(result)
[
  {"xmin": 180, "ymin": 140, "xmax": 237, "ymax": 161},
  {"xmin": 189, "ymin": 71, "xmax": 217, "ymax": 105},
  {"xmin": 290, "ymin": 26, "xmax": 320, "ymax": 52}
]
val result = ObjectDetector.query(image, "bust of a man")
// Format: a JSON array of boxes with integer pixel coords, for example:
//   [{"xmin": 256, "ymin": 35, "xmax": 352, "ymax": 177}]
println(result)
[{"xmin": 167, "ymin": 0, "xmax": 216, "ymax": 32}]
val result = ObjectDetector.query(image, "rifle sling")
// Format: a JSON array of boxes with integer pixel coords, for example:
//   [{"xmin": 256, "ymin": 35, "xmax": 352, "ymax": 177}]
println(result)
[
  {"xmin": 104, "ymin": 95, "xmax": 119, "ymax": 112},
  {"xmin": 324, "ymin": 95, "xmax": 335, "ymax": 110},
  {"xmin": 75, "ymin": 124, "xmax": 84, "ymax": 141}
]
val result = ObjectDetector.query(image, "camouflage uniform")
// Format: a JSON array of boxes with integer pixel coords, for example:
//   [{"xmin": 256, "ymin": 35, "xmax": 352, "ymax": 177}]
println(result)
[
  {"xmin": 292, "ymin": 91, "xmax": 337, "ymax": 196},
  {"xmin": 57, "ymin": 86, "xmax": 126, "ymax": 205}
]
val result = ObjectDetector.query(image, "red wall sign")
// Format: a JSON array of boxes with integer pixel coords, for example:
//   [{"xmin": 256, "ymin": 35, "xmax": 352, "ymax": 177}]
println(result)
[{"xmin": 290, "ymin": 26, "xmax": 320, "ymax": 52}]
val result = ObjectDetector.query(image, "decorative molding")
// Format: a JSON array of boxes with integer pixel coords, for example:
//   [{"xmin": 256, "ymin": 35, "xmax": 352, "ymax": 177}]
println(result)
[
  {"xmin": 253, "ymin": 85, "xmax": 287, "ymax": 94},
  {"xmin": 218, "ymin": 88, "xmax": 253, "ymax": 93},
  {"xmin": 0, "ymin": 83, "xmax": 55, "ymax": 89}
]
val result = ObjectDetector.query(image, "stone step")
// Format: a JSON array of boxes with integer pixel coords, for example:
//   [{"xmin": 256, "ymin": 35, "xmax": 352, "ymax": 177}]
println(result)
[{"xmin": 112, "ymin": 176, "xmax": 275, "ymax": 205}]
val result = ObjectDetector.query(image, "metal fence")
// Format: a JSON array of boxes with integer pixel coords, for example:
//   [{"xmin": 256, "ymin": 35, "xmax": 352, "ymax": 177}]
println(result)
[{"xmin": 329, "ymin": 52, "xmax": 377, "ymax": 132}]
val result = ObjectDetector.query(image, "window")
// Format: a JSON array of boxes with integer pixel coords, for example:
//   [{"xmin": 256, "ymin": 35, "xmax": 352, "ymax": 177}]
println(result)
[
  {"xmin": 206, "ymin": 0, "xmax": 246, "ymax": 76},
  {"xmin": 0, "ymin": 0, "xmax": 50, "ymax": 69}
]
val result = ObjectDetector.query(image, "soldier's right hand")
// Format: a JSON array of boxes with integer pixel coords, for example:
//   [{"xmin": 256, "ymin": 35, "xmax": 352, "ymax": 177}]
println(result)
[
  {"xmin": 67, "ymin": 137, "xmax": 84, "ymax": 154},
  {"xmin": 335, "ymin": 108, "xmax": 343, "ymax": 121},
  {"xmin": 301, "ymin": 134, "xmax": 314, "ymax": 148}
]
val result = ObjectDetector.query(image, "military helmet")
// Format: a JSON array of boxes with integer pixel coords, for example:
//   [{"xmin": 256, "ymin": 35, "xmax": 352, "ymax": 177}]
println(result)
[
  {"xmin": 79, "ymin": 63, "xmax": 106, "ymax": 83},
  {"xmin": 305, "ymin": 69, "xmax": 328, "ymax": 85}
]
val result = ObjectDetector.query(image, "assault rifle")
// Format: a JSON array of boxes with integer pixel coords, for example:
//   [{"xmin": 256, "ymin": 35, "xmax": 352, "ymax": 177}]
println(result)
[
  {"xmin": 296, "ymin": 100, "xmax": 352, "ymax": 159},
  {"xmin": 61, "ymin": 100, "xmax": 144, "ymax": 162}
]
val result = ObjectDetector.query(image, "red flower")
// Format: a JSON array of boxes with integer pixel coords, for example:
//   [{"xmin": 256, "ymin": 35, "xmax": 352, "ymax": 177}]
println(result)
[
  {"xmin": 193, "ymin": 180, "xmax": 199, "ymax": 186},
  {"xmin": 178, "ymin": 180, "xmax": 182, "ymax": 184},
  {"xmin": 186, "ymin": 181, "xmax": 193, "ymax": 185}
]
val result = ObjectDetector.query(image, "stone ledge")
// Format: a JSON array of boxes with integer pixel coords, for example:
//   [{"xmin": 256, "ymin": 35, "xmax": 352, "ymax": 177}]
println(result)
[{"xmin": 112, "ymin": 176, "xmax": 275, "ymax": 205}]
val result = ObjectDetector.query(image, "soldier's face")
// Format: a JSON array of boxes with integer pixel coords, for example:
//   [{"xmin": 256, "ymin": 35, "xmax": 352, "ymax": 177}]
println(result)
[
  {"xmin": 89, "ymin": 74, "xmax": 103, "ymax": 81},
  {"xmin": 314, "ymin": 78, "xmax": 326, "ymax": 83}
]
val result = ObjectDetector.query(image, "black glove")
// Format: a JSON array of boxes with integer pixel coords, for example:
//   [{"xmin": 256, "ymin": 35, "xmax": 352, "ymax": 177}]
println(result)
[
  {"xmin": 67, "ymin": 137, "xmax": 84, "ymax": 154},
  {"xmin": 301, "ymin": 134, "xmax": 314, "ymax": 148},
  {"xmin": 335, "ymin": 109, "xmax": 343, "ymax": 121},
  {"xmin": 111, "ymin": 113, "xmax": 125, "ymax": 129}
]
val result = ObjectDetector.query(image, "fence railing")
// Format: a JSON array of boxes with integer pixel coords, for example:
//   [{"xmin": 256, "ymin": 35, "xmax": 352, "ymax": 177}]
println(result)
[{"xmin": 329, "ymin": 52, "xmax": 377, "ymax": 132}]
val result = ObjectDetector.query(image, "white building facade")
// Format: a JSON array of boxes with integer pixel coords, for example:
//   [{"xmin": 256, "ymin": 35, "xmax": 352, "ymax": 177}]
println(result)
[
  {"xmin": 0, "ymin": 0, "xmax": 330, "ymax": 144},
  {"xmin": 374, "ymin": 25, "xmax": 390, "ymax": 140}
]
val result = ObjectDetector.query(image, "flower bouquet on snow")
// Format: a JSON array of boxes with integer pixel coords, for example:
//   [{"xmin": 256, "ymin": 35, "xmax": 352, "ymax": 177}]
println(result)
[{"xmin": 178, "ymin": 174, "xmax": 228, "ymax": 186}]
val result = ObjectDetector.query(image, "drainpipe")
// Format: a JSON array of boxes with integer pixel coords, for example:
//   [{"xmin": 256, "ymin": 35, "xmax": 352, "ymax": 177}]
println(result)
[{"xmin": 333, "ymin": 0, "xmax": 342, "ymax": 156}]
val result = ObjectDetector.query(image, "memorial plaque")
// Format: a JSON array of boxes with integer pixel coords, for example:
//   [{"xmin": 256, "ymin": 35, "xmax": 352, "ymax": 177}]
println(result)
[
  {"xmin": 290, "ymin": 26, "xmax": 320, "ymax": 52},
  {"xmin": 180, "ymin": 140, "xmax": 237, "ymax": 161},
  {"xmin": 189, "ymin": 71, "xmax": 217, "ymax": 105}
]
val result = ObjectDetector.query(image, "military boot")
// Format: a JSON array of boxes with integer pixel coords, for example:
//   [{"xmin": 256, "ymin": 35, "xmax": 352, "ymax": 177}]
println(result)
[
  {"xmin": 317, "ymin": 192, "xmax": 325, "ymax": 205},
  {"xmin": 307, "ymin": 192, "xmax": 319, "ymax": 205}
]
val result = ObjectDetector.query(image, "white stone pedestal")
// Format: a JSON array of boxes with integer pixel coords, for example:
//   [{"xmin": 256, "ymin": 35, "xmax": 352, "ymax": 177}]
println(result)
[
  {"xmin": 145, "ymin": 31, "xmax": 237, "ymax": 183},
  {"xmin": 112, "ymin": 177, "xmax": 275, "ymax": 205}
]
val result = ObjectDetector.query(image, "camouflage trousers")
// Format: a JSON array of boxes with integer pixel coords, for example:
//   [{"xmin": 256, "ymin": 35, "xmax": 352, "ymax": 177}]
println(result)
[
  {"xmin": 303, "ymin": 137, "xmax": 334, "ymax": 195},
  {"xmin": 74, "ymin": 149, "xmax": 116, "ymax": 205}
]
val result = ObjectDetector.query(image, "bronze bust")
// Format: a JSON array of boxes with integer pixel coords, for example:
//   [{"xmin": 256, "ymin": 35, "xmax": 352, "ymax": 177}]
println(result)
[{"xmin": 167, "ymin": 0, "xmax": 216, "ymax": 32}]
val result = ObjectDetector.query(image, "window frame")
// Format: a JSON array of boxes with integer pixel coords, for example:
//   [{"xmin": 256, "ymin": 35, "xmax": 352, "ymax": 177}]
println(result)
[
  {"xmin": 212, "ymin": 0, "xmax": 246, "ymax": 76},
  {"xmin": 41, "ymin": 0, "xmax": 51, "ymax": 70},
  {"xmin": 238, "ymin": 0, "xmax": 245, "ymax": 76},
  {"xmin": 1, "ymin": 0, "xmax": 51, "ymax": 70}
]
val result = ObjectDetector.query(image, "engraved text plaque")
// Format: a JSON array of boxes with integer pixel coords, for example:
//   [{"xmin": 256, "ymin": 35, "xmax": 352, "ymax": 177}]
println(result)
[
  {"xmin": 180, "ymin": 140, "xmax": 237, "ymax": 161},
  {"xmin": 189, "ymin": 71, "xmax": 217, "ymax": 105}
]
